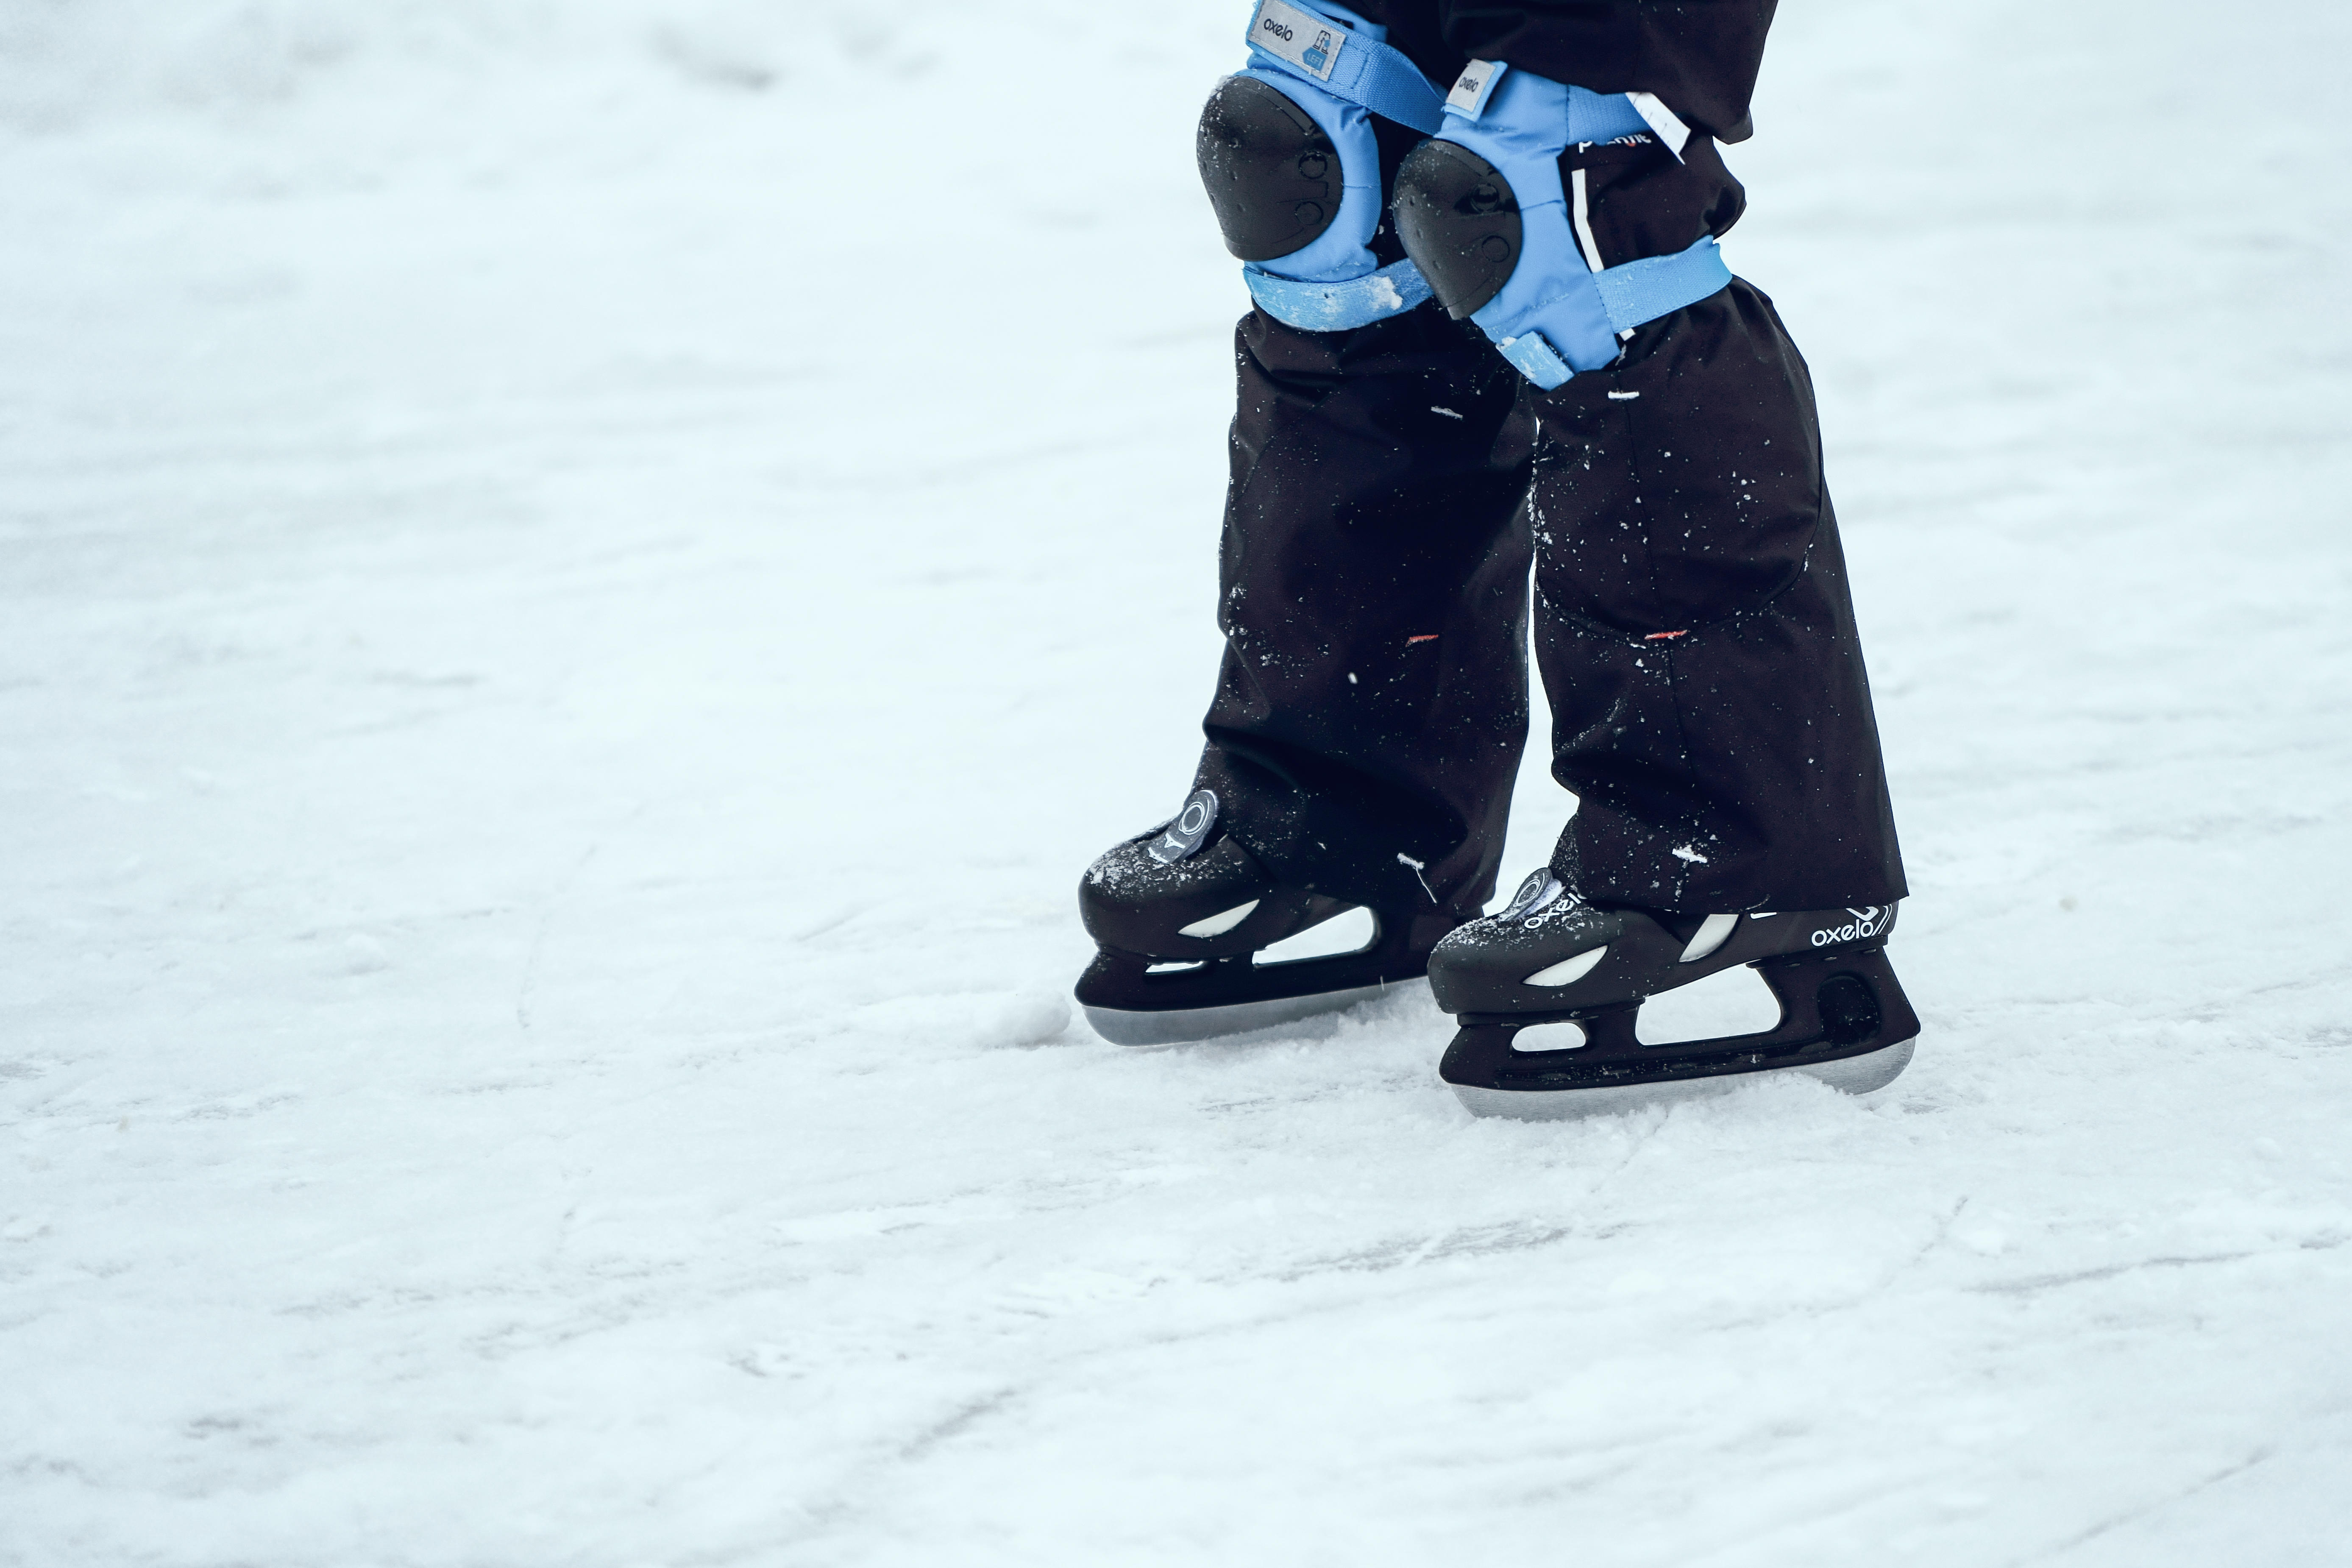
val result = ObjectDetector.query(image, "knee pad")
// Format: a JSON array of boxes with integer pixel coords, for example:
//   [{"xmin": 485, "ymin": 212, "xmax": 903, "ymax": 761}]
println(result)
[
  {"xmin": 1394, "ymin": 62, "xmax": 1734, "ymax": 388},
  {"xmin": 1197, "ymin": 74, "xmax": 1346, "ymax": 265},
  {"xmin": 1391, "ymin": 137, "xmax": 1524, "ymax": 320},
  {"xmin": 1197, "ymin": 1, "xmax": 1447, "ymax": 333}
]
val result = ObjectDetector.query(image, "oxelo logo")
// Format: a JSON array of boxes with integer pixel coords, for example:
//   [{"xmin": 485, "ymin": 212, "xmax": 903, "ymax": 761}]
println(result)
[
  {"xmin": 1251, "ymin": 3, "xmax": 1341, "ymax": 79},
  {"xmin": 1811, "ymin": 907, "xmax": 1890, "ymax": 947}
]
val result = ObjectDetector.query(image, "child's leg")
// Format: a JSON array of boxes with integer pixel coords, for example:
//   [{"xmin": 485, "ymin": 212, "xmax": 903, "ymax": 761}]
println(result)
[
  {"xmin": 1076, "ymin": 301, "xmax": 1532, "ymax": 1044},
  {"xmin": 1419, "ymin": 135, "xmax": 1915, "ymax": 1115},
  {"xmin": 1194, "ymin": 298, "xmax": 1533, "ymax": 926},
  {"xmin": 1528, "ymin": 278, "xmax": 1905, "ymax": 914},
  {"xmin": 1075, "ymin": 24, "xmax": 1534, "ymax": 1041}
]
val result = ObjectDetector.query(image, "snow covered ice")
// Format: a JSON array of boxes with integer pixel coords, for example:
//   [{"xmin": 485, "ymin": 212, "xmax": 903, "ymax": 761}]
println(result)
[{"xmin": 5, "ymin": 1, "xmax": 2352, "ymax": 1562}]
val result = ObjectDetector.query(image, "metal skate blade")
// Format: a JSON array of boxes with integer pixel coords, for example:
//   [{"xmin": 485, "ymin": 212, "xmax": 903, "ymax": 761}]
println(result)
[
  {"xmin": 1083, "ymin": 980, "xmax": 1414, "ymax": 1047},
  {"xmin": 1450, "ymin": 1036, "xmax": 1917, "ymax": 1121},
  {"xmin": 1804, "ymin": 1035, "xmax": 1916, "ymax": 1096}
]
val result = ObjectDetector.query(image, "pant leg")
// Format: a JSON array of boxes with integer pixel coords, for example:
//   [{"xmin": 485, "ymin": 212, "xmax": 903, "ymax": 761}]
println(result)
[
  {"xmin": 1197, "ymin": 296, "xmax": 1534, "ymax": 922},
  {"xmin": 1524, "ymin": 142, "xmax": 1906, "ymax": 913}
]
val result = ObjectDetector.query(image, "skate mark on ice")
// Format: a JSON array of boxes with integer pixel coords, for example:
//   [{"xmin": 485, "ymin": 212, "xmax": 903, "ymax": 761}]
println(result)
[
  {"xmin": 1698, "ymin": 1199, "xmax": 1985, "ymax": 1336},
  {"xmin": 2010, "ymin": 1446, "xmax": 2275, "ymax": 1567},
  {"xmin": 1967, "ymin": 1245, "xmax": 2330, "ymax": 1296},
  {"xmin": 789, "ymin": 901, "xmax": 871, "ymax": 944},
  {"xmin": 770, "ymin": 1200, "xmax": 1003, "ymax": 1246},
  {"xmin": 1291, "ymin": 1218, "xmax": 1585, "ymax": 1278},
  {"xmin": 895, "ymin": 1388, "xmax": 1022, "ymax": 1464},
  {"xmin": 1853, "ymin": 1197, "xmax": 1976, "ymax": 1299},
  {"xmin": 515, "ymin": 841, "xmax": 598, "ymax": 1030}
]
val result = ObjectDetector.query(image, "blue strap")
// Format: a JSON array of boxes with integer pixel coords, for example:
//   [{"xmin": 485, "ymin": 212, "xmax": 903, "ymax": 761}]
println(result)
[
  {"xmin": 1497, "ymin": 332, "xmax": 1573, "ymax": 387},
  {"xmin": 1592, "ymin": 235, "xmax": 1733, "ymax": 334},
  {"xmin": 1243, "ymin": 0, "xmax": 1445, "ymax": 134},
  {"xmin": 1563, "ymin": 85, "xmax": 1653, "ymax": 145},
  {"xmin": 1313, "ymin": 34, "xmax": 1445, "ymax": 133},
  {"xmin": 1245, "ymin": 258, "xmax": 1433, "ymax": 332},
  {"xmin": 1497, "ymin": 237, "xmax": 1734, "ymax": 390},
  {"xmin": 1445, "ymin": 62, "xmax": 1651, "ymax": 148}
]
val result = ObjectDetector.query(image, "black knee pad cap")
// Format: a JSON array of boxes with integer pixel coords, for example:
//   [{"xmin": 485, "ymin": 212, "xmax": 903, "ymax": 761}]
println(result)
[
  {"xmin": 1197, "ymin": 75, "xmax": 1342, "ymax": 263},
  {"xmin": 1393, "ymin": 138, "xmax": 1523, "ymax": 319}
]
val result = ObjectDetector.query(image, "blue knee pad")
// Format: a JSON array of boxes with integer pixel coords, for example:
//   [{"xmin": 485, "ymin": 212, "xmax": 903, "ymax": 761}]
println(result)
[
  {"xmin": 1400, "ymin": 63, "xmax": 1734, "ymax": 387},
  {"xmin": 1222, "ymin": 0, "xmax": 1445, "ymax": 332}
]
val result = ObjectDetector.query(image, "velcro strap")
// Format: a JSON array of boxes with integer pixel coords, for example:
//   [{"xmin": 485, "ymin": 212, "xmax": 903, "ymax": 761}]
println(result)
[
  {"xmin": 1501, "ymin": 237, "xmax": 1734, "ymax": 390},
  {"xmin": 1563, "ymin": 85, "xmax": 1651, "ymax": 145},
  {"xmin": 1244, "ymin": 0, "xmax": 1445, "ymax": 134},
  {"xmin": 1497, "ymin": 332, "xmax": 1573, "ymax": 387},
  {"xmin": 1244, "ymin": 258, "xmax": 1434, "ymax": 332},
  {"xmin": 1592, "ymin": 236, "xmax": 1732, "ymax": 334},
  {"xmin": 1443, "ymin": 61, "xmax": 1652, "ymax": 147}
]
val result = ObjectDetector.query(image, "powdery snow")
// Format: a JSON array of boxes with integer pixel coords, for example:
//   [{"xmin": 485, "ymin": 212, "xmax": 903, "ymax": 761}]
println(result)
[{"xmin": 3, "ymin": 2, "xmax": 2350, "ymax": 1564}]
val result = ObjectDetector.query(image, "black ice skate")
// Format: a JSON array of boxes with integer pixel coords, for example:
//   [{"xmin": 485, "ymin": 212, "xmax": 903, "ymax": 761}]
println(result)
[
  {"xmin": 1076, "ymin": 789, "xmax": 1452, "ymax": 1045},
  {"xmin": 1430, "ymin": 872, "xmax": 1919, "ymax": 1118}
]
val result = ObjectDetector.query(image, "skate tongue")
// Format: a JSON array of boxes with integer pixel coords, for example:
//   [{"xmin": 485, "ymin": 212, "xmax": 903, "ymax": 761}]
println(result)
[
  {"xmin": 1147, "ymin": 789, "xmax": 1221, "ymax": 866},
  {"xmin": 1496, "ymin": 869, "xmax": 1566, "ymax": 922}
]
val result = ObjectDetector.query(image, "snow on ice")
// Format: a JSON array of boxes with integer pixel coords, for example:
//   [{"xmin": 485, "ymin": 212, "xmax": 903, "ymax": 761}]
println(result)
[{"xmin": 3, "ymin": 1, "xmax": 2350, "ymax": 1564}]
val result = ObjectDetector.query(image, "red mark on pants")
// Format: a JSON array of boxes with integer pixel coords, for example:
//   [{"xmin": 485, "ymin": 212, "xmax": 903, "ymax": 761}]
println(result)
[
  {"xmin": 1644, "ymin": 630, "xmax": 1687, "ymax": 641},
  {"xmin": 1407, "ymin": 634, "xmax": 1440, "ymax": 645}
]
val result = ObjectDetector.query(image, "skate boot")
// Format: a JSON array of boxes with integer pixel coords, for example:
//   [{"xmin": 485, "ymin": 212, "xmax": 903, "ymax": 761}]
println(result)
[
  {"xmin": 1430, "ymin": 871, "xmax": 1919, "ymax": 1118},
  {"xmin": 1077, "ymin": 789, "xmax": 1454, "ymax": 1045}
]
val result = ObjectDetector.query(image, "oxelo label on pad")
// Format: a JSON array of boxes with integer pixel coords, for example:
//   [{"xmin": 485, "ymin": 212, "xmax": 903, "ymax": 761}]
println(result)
[
  {"xmin": 1249, "ymin": 0, "xmax": 1345, "ymax": 83},
  {"xmin": 1446, "ymin": 60, "xmax": 1507, "ymax": 118}
]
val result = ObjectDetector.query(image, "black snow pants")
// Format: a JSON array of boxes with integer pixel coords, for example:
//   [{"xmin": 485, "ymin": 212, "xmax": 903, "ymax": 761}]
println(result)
[{"xmin": 1189, "ymin": 3, "xmax": 1906, "ymax": 922}]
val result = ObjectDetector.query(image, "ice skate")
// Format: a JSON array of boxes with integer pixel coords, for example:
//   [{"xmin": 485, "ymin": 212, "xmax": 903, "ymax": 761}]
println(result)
[
  {"xmin": 1430, "ymin": 871, "xmax": 1919, "ymax": 1119},
  {"xmin": 1076, "ymin": 789, "xmax": 1454, "ymax": 1045}
]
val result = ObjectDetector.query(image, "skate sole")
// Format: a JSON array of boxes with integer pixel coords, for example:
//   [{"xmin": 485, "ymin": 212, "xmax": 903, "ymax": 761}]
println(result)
[
  {"xmin": 1083, "ymin": 979, "xmax": 1417, "ymax": 1047},
  {"xmin": 1448, "ymin": 1034, "xmax": 1916, "ymax": 1121}
]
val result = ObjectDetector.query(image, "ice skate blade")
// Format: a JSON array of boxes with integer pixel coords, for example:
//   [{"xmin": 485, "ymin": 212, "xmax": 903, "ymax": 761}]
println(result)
[
  {"xmin": 1083, "ymin": 980, "xmax": 1411, "ymax": 1047},
  {"xmin": 1449, "ymin": 1035, "xmax": 1915, "ymax": 1121}
]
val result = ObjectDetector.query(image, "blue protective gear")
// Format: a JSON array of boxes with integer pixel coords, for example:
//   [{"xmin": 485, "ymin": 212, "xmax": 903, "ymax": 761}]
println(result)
[
  {"xmin": 1423, "ymin": 62, "xmax": 1733, "ymax": 389},
  {"xmin": 1230, "ymin": 59, "xmax": 1380, "ymax": 289},
  {"xmin": 1243, "ymin": 258, "xmax": 1433, "ymax": 333},
  {"xmin": 1241, "ymin": 0, "xmax": 1446, "ymax": 136},
  {"xmin": 1222, "ymin": 0, "xmax": 1444, "ymax": 331}
]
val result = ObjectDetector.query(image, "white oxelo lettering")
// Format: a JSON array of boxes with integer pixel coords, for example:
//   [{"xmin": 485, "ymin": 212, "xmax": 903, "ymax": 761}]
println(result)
[{"xmin": 1810, "ymin": 907, "xmax": 1889, "ymax": 947}]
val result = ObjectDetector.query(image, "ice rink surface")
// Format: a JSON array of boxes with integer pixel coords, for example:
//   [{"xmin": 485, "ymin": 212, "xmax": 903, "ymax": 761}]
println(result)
[{"xmin": 4, "ymin": 2, "xmax": 2350, "ymax": 1562}]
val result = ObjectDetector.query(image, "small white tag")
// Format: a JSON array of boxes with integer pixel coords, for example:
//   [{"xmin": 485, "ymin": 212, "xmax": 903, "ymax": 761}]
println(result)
[
  {"xmin": 1446, "ymin": 59, "xmax": 1506, "ymax": 119},
  {"xmin": 1626, "ymin": 91, "xmax": 1691, "ymax": 159},
  {"xmin": 1249, "ymin": 0, "xmax": 1345, "ymax": 84}
]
